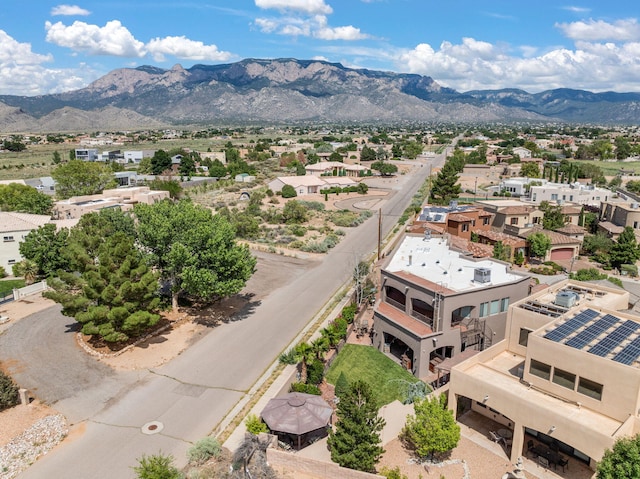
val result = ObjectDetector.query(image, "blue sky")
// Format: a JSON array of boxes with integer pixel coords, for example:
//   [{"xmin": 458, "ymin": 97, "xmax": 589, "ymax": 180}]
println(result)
[{"xmin": 1, "ymin": 0, "xmax": 639, "ymax": 96}]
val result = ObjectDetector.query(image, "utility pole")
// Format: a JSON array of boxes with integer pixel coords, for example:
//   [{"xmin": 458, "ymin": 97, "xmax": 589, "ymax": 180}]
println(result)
[{"xmin": 377, "ymin": 208, "xmax": 382, "ymax": 261}]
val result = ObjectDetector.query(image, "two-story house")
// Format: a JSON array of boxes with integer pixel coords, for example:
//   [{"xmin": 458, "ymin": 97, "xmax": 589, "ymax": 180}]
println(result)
[
  {"xmin": 448, "ymin": 279, "xmax": 637, "ymax": 470},
  {"xmin": 372, "ymin": 234, "xmax": 530, "ymax": 379}
]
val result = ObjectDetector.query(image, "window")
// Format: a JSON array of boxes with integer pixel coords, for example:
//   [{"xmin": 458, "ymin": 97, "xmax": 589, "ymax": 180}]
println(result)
[
  {"xmin": 570, "ymin": 195, "xmax": 574, "ymax": 201},
  {"xmin": 462, "ymin": 224, "xmax": 469, "ymax": 232},
  {"xmin": 578, "ymin": 377, "xmax": 603, "ymax": 401},
  {"xmin": 3, "ymin": 236, "xmax": 14, "ymax": 242},
  {"xmin": 635, "ymin": 221, "xmax": 639, "ymax": 229},
  {"xmin": 562, "ymin": 195, "xmax": 566, "ymax": 200},
  {"xmin": 510, "ymin": 217, "xmax": 519, "ymax": 225},
  {"xmin": 490, "ymin": 300, "xmax": 500, "ymax": 315},
  {"xmin": 501, "ymin": 298, "xmax": 509, "ymax": 312},
  {"xmin": 483, "ymin": 217, "xmax": 490, "ymax": 225},
  {"xmin": 7, "ymin": 259, "xmax": 16, "ymax": 265},
  {"xmin": 479, "ymin": 302, "xmax": 489, "ymax": 318},
  {"xmin": 551, "ymin": 194, "xmax": 558, "ymax": 200},
  {"xmin": 552, "ymin": 367, "xmax": 576, "ymax": 390},
  {"xmin": 518, "ymin": 328, "xmax": 532, "ymax": 347},
  {"xmin": 471, "ymin": 220, "xmax": 476, "ymax": 227},
  {"xmin": 530, "ymin": 359, "xmax": 551, "ymax": 380}
]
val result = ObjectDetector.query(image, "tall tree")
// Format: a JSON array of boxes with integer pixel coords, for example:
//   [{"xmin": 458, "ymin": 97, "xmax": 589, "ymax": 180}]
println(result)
[
  {"xmin": 51, "ymin": 160, "xmax": 116, "ymax": 199},
  {"xmin": 328, "ymin": 379, "xmax": 385, "ymax": 472},
  {"xmin": 429, "ymin": 161, "xmax": 461, "ymax": 205},
  {"xmin": 19, "ymin": 224, "xmax": 70, "ymax": 277},
  {"xmin": 402, "ymin": 394, "xmax": 460, "ymax": 459},
  {"xmin": 0, "ymin": 183, "xmax": 53, "ymax": 215},
  {"xmin": 135, "ymin": 199, "xmax": 256, "ymax": 311},
  {"xmin": 150, "ymin": 149, "xmax": 172, "ymax": 175},
  {"xmin": 540, "ymin": 201, "xmax": 566, "ymax": 230},
  {"xmin": 610, "ymin": 226, "xmax": 640, "ymax": 270},
  {"xmin": 360, "ymin": 145, "xmax": 377, "ymax": 162},
  {"xmin": 528, "ymin": 232, "xmax": 552, "ymax": 260},
  {"xmin": 520, "ymin": 162, "xmax": 540, "ymax": 178},
  {"xmin": 597, "ymin": 434, "xmax": 640, "ymax": 479}
]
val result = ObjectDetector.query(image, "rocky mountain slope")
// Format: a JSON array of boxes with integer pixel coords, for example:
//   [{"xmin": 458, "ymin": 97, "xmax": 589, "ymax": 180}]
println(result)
[{"xmin": 0, "ymin": 58, "xmax": 638, "ymax": 132}]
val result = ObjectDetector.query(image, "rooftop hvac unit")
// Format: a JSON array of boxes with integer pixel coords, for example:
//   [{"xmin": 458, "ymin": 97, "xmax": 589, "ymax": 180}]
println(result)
[
  {"xmin": 554, "ymin": 290, "xmax": 580, "ymax": 308},
  {"xmin": 474, "ymin": 267, "xmax": 491, "ymax": 284},
  {"xmin": 632, "ymin": 202, "xmax": 639, "ymax": 209}
]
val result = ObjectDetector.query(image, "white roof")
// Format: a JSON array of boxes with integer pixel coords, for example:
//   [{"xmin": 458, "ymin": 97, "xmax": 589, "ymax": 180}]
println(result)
[
  {"xmin": 273, "ymin": 176, "xmax": 327, "ymax": 187},
  {"xmin": 0, "ymin": 212, "xmax": 51, "ymax": 233},
  {"xmin": 306, "ymin": 161, "xmax": 368, "ymax": 171},
  {"xmin": 386, "ymin": 236, "xmax": 524, "ymax": 292}
]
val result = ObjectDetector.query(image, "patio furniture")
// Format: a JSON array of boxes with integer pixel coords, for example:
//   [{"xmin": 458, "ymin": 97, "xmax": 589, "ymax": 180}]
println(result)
[
  {"xmin": 527, "ymin": 439, "xmax": 535, "ymax": 455},
  {"xmin": 557, "ymin": 456, "xmax": 569, "ymax": 472},
  {"xmin": 489, "ymin": 431, "xmax": 504, "ymax": 444},
  {"xmin": 538, "ymin": 456, "xmax": 550, "ymax": 469},
  {"xmin": 532, "ymin": 445, "xmax": 560, "ymax": 470}
]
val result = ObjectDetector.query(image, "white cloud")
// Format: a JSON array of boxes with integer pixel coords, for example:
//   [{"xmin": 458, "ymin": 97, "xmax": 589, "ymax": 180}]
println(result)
[
  {"xmin": 255, "ymin": 0, "xmax": 332, "ymax": 15},
  {"xmin": 255, "ymin": 14, "xmax": 368, "ymax": 40},
  {"xmin": 397, "ymin": 35, "xmax": 640, "ymax": 93},
  {"xmin": 0, "ymin": 30, "xmax": 95, "ymax": 95},
  {"xmin": 147, "ymin": 36, "xmax": 233, "ymax": 62},
  {"xmin": 51, "ymin": 4, "xmax": 91, "ymax": 16},
  {"xmin": 562, "ymin": 6, "xmax": 591, "ymax": 13},
  {"xmin": 556, "ymin": 18, "xmax": 640, "ymax": 41},
  {"xmin": 45, "ymin": 20, "xmax": 146, "ymax": 57}
]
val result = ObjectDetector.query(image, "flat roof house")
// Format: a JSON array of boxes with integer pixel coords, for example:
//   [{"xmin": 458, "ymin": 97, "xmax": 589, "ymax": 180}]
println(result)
[
  {"xmin": 448, "ymin": 279, "xmax": 637, "ymax": 469},
  {"xmin": 0, "ymin": 212, "xmax": 51, "ymax": 272},
  {"xmin": 372, "ymin": 234, "xmax": 530, "ymax": 380}
]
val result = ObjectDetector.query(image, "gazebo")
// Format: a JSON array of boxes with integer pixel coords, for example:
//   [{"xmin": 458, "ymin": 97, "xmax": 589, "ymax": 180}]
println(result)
[{"xmin": 260, "ymin": 392, "xmax": 333, "ymax": 450}]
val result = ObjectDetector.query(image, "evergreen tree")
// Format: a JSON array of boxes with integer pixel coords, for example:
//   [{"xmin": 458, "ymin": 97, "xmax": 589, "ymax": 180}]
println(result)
[
  {"xmin": 334, "ymin": 372, "xmax": 350, "ymax": 399},
  {"xmin": 429, "ymin": 161, "xmax": 461, "ymax": 205},
  {"xmin": 150, "ymin": 149, "xmax": 172, "ymax": 175},
  {"xmin": 610, "ymin": 226, "xmax": 640, "ymax": 270},
  {"xmin": 402, "ymin": 394, "xmax": 460, "ymax": 459},
  {"xmin": 328, "ymin": 380, "xmax": 385, "ymax": 472}
]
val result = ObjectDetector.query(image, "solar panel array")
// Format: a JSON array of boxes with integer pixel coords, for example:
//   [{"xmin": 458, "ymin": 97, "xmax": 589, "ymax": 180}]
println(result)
[
  {"xmin": 544, "ymin": 309, "xmax": 599, "ymax": 342},
  {"xmin": 613, "ymin": 337, "xmax": 640, "ymax": 365},
  {"xmin": 544, "ymin": 309, "xmax": 640, "ymax": 366},
  {"xmin": 565, "ymin": 314, "xmax": 619, "ymax": 350},
  {"xmin": 588, "ymin": 320, "xmax": 640, "ymax": 357}
]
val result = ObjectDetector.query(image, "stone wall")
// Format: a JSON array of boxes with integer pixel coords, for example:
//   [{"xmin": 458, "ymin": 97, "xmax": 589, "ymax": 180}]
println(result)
[{"xmin": 266, "ymin": 448, "xmax": 383, "ymax": 479}]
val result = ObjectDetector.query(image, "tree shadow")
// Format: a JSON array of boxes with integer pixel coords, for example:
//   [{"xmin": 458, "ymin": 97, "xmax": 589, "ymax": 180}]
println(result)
[{"xmin": 188, "ymin": 293, "xmax": 262, "ymax": 327}]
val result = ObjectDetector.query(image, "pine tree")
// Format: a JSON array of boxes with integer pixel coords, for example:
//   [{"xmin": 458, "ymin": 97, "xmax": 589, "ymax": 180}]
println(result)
[
  {"xmin": 328, "ymin": 380, "xmax": 385, "ymax": 472},
  {"xmin": 610, "ymin": 226, "xmax": 640, "ymax": 270},
  {"xmin": 429, "ymin": 161, "xmax": 461, "ymax": 205}
]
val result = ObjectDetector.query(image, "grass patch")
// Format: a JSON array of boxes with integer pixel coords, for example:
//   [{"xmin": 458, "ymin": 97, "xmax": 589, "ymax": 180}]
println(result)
[
  {"xmin": 325, "ymin": 344, "xmax": 420, "ymax": 406},
  {"xmin": 0, "ymin": 279, "xmax": 25, "ymax": 297}
]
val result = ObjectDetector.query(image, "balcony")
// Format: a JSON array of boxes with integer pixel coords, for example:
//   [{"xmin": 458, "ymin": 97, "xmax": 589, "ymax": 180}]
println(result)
[{"xmin": 385, "ymin": 296, "xmax": 406, "ymax": 312}]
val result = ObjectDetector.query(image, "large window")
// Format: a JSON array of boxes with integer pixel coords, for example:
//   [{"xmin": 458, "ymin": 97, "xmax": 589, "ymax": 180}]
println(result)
[
  {"xmin": 490, "ymin": 300, "xmax": 500, "ymax": 315},
  {"xmin": 501, "ymin": 298, "xmax": 509, "ymax": 312},
  {"xmin": 518, "ymin": 328, "xmax": 532, "ymax": 347},
  {"xmin": 479, "ymin": 302, "xmax": 489, "ymax": 318},
  {"xmin": 578, "ymin": 377, "xmax": 603, "ymax": 401},
  {"xmin": 552, "ymin": 367, "xmax": 576, "ymax": 390},
  {"xmin": 530, "ymin": 359, "xmax": 551, "ymax": 380},
  {"xmin": 3, "ymin": 236, "xmax": 14, "ymax": 242}
]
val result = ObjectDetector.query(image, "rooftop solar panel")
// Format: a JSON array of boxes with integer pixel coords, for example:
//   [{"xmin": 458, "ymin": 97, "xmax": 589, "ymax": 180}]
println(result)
[
  {"xmin": 588, "ymin": 320, "xmax": 640, "ymax": 358},
  {"xmin": 544, "ymin": 309, "xmax": 600, "ymax": 343},
  {"xmin": 565, "ymin": 314, "xmax": 620, "ymax": 350},
  {"xmin": 613, "ymin": 336, "xmax": 640, "ymax": 365}
]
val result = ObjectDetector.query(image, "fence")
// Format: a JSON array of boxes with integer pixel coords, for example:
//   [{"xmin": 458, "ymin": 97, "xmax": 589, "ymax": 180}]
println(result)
[
  {"xmin": 12, "ymin": 280, "xmax": 48, "ymax": 300},
  {"xmin": 267, "ymin": 448, "xmax": 383, "ymax": 479}
]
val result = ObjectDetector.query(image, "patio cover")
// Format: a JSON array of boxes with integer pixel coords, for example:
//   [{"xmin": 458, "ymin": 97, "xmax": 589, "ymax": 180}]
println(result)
[{"xmin": 260, "ymin": 392, "xmax": 333, "ymax": 436}]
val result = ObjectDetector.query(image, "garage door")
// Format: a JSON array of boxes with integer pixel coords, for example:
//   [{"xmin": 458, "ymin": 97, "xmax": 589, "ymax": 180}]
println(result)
[{"xmin": 551, "ymin": 248, "xmax": 574, "ymax": 260}]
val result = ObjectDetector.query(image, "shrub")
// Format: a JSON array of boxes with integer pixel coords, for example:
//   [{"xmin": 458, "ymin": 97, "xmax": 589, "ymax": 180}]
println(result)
[
  {"xmin": 133, "ymin": 453, "xmax": 181, "ymax": 479},
  {"xmin": 288, "ymin": 240, "xmax": 304, "ymax": 249},
  {"xmin": 380, "ymin": 466, "xmax": 408, "ymax": 479},
  {"xmin": 281, "ymin": 184, "xmax": 297, "ymax": 198},
  {"xmin": 245, "ymin": 414, "xmax": 269, "ymax": 434},
  {"xmin": 307, "ymin": 359, "xmax": 324, "ymax": 385},
  {"xmin": 0, "ymin": 266, "xmax": 6, "ymax": 278},
  {"xmin": 188, "ymin": 437, "xmax": 222, "ymax": 465},
  {"xmin": 290, "ymin": 382, "xmax": 321, "ymax": 395},
  {"xmin": 0, "ymin": 371, "xmax": 19, "ymax": 411},
  {"xmin": 333, "ymin": 317, "xmax": 349, "ymax": 338},
  {"xmin": 334, "ymin": 372, "xmax": 350, "ymax": 399},
  {"xmin": 279, "ymin": 348, "xmax": 298, "ymax": 365},
  {"xmin": 301, "ymin": 241, "xmax": 329, "ymax": 253},
  {"xmin": 289, "ymin": 225, "xmax": 306, "ymax": 237},
  {"xmin": 297, "ymin": 200, "xmax": 325, "ymax": 211}
]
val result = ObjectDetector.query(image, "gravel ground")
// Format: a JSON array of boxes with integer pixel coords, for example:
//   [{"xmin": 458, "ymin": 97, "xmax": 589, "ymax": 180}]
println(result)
[{"xmin": 0, "ymin": 414, "xmax": 67, "ymax": 479}]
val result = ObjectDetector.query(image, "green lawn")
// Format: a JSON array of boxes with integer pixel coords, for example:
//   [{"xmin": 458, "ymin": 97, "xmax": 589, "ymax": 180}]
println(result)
[
  {"xmin": 325, "ymin": 344, "xmax": 421, "ymax": 406},
  {"xmin": 0, "ymin": 279, "xmax": 25, "ymax": 297}
]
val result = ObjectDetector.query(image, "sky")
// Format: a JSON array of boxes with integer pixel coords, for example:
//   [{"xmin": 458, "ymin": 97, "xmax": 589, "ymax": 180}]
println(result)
[{"xmin": 1, "ymin": 0, "xmax": 639, "ymax": 97}]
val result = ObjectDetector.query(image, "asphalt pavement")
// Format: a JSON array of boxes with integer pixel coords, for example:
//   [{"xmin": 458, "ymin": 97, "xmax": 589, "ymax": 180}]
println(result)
[{"xmin": 14, "ymin": 152, "xmax": 444, "ymax": 478}]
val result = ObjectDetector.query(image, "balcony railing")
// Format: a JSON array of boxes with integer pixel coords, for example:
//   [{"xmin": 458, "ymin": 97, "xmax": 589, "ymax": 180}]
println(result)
[
  {"xmin": 411, "ymin": 310, "xmax": 433, "ymax": 327},
  {"xmin": 385, "ymin": 296, "xmax": 406, "ymax": 312}
]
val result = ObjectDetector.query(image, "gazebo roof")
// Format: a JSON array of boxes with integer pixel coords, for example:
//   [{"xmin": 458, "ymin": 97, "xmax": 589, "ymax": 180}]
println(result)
[{"xmin": 260, "ymin": 392, "xmax": 333, "ymax": 435}]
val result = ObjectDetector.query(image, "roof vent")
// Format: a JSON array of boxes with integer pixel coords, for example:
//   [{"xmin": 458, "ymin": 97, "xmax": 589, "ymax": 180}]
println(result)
[
  {"xmin": 555, "ymin": 290, "xmax": 580, "ymax": 308},
  {"xmin": 474, "ymin": 267, "xmax": 491, "ymax": 283},
  {"xmin": 632, "ymin": 202, "xmax": 639, "ymax": 209}
]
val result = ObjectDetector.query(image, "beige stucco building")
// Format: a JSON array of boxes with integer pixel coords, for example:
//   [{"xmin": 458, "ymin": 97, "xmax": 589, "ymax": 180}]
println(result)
[
  {"xmin": 52, "ymin": 187, "xmax": 169, "ymax": 220},
  {"xmin": 372, "ymin": 234, "xmax": 530, "ymax": 380},
  {"xmin": 448, "ymin": 279, "xmax": 640, "ymax": 470},
  {"xmin": 0, "ymin": 212, "xmax": 51, "ymax": 273}
]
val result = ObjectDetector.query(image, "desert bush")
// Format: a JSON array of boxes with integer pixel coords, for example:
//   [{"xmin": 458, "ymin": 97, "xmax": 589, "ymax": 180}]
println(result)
[
  {"xmin": 133, "ymin": 453, "xmax": 181, "ymax": 479},
  {"xmin": 188, "ymin": 437, "xmax": 222, "ymax": 465},
  {"xmin": 0, "ymin": 371, "xmax": 19, "ymax": 411},
  {"xmin": 341, "ymin": 303, "xmax": 358, "ymax": 323},
  {"xmin": 297, "ymin": 200, "xmax": 325, "ymax": 211}
]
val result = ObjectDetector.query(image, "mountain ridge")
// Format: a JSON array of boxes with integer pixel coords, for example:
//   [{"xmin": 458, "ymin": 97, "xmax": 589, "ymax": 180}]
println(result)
[{"xmin": 1, "ymin": 58, "xmax": 639, "ymax": 132}]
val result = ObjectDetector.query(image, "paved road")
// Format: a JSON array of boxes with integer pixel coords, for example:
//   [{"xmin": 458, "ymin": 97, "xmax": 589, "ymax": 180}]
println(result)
[{"xmin": 17, "ymin": 153, "xmax": 445, "ymax": 478}]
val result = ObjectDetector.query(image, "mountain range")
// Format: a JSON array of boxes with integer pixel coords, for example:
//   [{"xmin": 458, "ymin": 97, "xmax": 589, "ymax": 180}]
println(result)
[{"xmin": 1, "ymin": 58, "xmax": 639, "ymax": 132}]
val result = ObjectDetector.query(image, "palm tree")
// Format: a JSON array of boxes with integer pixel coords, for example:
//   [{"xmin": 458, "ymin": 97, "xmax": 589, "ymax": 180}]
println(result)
[
  {"xmin": 294, "ymin": 342, "xmax": 315, "ymax": 384},
  {"xmin": 321, "ymin": 325, "xmax": 342, "ymax": 350},
  {"xmin": 311, "ymin": 336, "xmax": 330, "ymax": 361},
  {"xmin": 14, "ymin": 259, "xmax": 38, "ymax": 285}
]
